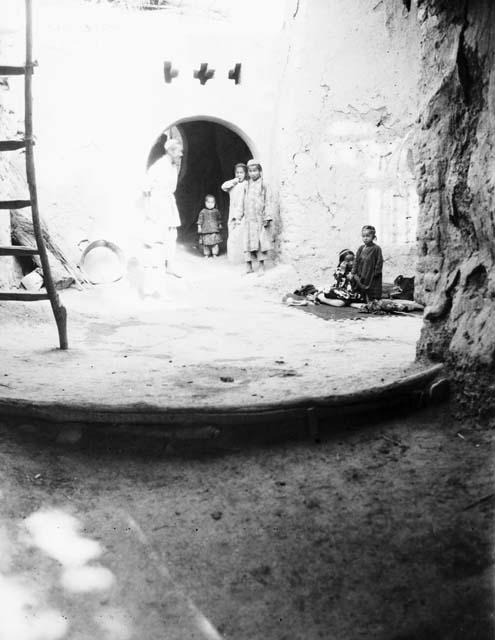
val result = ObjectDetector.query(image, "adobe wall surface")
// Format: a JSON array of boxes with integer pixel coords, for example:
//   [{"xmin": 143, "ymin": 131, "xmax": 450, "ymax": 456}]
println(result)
[
  {"xmin": 1, "ymin": 1, "xmax": 287, "ymax": 262},
  {"xmin": 1, "ymin": 0, "xmax": 423, "ymax": 282},
  {"xmin": 274, "ymin": 0, "xmax": 422, "ymax": 284}
]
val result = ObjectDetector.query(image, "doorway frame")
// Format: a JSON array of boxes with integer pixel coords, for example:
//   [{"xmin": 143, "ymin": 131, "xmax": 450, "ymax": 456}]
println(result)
[{"xmin": 162, "ymin": 115, "xmax": 258, "ymax": 165}]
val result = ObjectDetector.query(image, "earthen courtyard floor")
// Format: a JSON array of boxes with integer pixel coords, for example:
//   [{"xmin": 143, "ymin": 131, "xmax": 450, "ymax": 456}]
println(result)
[
  {"xmin": 0, "ymin": 251, "xmax": 425, "ymax": 419},
  {"xmin": 0, "ymin": 405, "xmax": 492, "ymax": 639},
  {"xmin": 0, "ymin": 252, "xmax": 492, "ymax": 640}
]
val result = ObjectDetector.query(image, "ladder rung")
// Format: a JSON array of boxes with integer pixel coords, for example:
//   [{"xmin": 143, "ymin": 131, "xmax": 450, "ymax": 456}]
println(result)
[
  {"xmin": 0, "ymin": 291, "xmax": 49, "ymax": 301},
  {"xmin": 0, "ymin": 200, "xmax": 31, "ymax": 209},
  {"xmin": 0, "ymin": 65, "xmax": 27, "ymax": 76},
  {"xmin": 0, "ymin": 140, "xmax": 27, "ymax": 152},
  {"xmin": 0, "ymin": 245, "xmax": 39, "ymax": 256}
]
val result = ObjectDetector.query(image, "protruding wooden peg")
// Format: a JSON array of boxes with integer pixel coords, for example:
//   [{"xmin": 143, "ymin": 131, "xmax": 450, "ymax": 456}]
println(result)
[
  {"xmin": 193, "ymin": 63, "xmax": 215, "ymax": 85},
  {"xmin": 228, "ymin": 63, "xmax": 241, "ymax": 84},
  {"xmin": 164, "ymin": 61, "xmax": 179, "ymax": 83}
]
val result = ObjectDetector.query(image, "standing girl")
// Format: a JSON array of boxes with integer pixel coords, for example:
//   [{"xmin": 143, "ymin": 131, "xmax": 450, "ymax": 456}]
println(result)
[
  {"xmin": 238, "ymin": 159, "xmax": 274, "ymax": 275},
  {"xmin": 348, "ymin": 225, "xmax": 383, "ymax": 301},
  {"xmin": 221, "ymin": 163, "xmax": 248, "ymax": 264},
  {"xmin": 197, "ymin": 194, "xmax": 223, "ymax": 258}
]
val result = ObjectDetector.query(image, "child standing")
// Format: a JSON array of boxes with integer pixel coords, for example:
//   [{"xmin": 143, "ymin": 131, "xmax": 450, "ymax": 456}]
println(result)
[
  {"xmin": 238, "ymin": 160, "xmax": 274, "ymax": 275},
  {"xmin": 197, "ymin": 194, "xmax": 223, "ymax": 258},
  {"xmin": 348, "ymin": 225, "xmax": 383, "ymax": 301},
  {"xmin": 222, "ymin": 163, "xmax": 248, "ymax": 264}
]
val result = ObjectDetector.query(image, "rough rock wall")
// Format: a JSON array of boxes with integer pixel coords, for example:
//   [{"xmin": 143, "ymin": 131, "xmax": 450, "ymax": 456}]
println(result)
[
  {"xmin": 274, "ymin": 0, "xmax": 421, "ymax": 285},
  {"xmin": 414, "ymin": 0, "xmax": 495, "ymax": 411}
]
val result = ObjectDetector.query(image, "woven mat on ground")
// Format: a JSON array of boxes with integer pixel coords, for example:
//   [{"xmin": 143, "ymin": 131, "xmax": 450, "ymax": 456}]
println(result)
[
  {"xmin": 283, "ymin": 294, "xmax": 423, "ymax": 322},
  {"xmin": 299, "ymin": 304, "xmax": 364, "ymax": 321}
]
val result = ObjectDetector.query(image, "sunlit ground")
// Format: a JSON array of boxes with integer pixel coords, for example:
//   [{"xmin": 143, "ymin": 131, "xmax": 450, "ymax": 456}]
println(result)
[{"xmin": 0, "ymin": 248, "xmax": 423, "ymax": 411}]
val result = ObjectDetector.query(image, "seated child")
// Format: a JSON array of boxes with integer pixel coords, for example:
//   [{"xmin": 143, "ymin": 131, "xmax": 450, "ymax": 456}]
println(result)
[
  {"xmin": 317, "ymin": 249, "xmax": 363, "ymax": 307},
  {"xmin": 348, "ymin": 225, "xmax": 383, "ymax": 301},
  {"xmin": 197, "ymin": 194, "xmax": 223, "ymax": 258}
]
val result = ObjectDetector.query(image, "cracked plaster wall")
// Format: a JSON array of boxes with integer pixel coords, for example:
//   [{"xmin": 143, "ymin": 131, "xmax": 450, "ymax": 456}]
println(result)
[
  {"xmin": 274, "ymin": 0, "xmax": 422, "ymax": 284},
  {"xmin": 1, "ymin": 0, "xmax": 421, "ymax": 277}
]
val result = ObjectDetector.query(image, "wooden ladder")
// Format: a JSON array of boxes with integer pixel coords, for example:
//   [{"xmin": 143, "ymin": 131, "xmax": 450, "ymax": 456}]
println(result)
[{"xmin": 0, "ymin": 0, "xmax": 68, "ymax": 349}]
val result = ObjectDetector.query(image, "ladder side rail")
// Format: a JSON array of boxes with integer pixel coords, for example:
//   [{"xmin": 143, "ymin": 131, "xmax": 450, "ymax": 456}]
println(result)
[{"xmin": 24, "ymin": 0, "xmax": 68, "ymax": 349}]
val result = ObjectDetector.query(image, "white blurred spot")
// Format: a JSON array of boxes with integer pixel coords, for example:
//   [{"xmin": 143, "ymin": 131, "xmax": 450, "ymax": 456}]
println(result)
[
  {"xmin": 27, "ymin": 610, "xmax": 68, "ymax": 640},
  {"xmin": 24, "ymin": 509, "xmax": 116, "ymax": 595},
  {"xmin": 24, "ymin": 510, "xmax": 102, "ymax": 567},
  {"xmin": 61, "ymin": 566, "xmax": 115, "ymax": 594},
  {"xmin": 0, "ymin": 575, "xmax": 68, "ymax": 640}
]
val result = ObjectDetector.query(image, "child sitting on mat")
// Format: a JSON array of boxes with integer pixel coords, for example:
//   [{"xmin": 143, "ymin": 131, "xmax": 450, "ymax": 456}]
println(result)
[
  {"xmin": 197, "ymin": 194, "xmax": 223, "ymax": 258},
  {"xmin": 317, "ymin": 249, "xmax": 363, "ymax": 307}
]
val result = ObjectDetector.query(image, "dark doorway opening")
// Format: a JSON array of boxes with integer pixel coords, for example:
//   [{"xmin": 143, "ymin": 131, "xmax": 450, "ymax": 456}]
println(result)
[{"xmin": 147, "ymin": 119, "xmax": 252, "ymax": 252}]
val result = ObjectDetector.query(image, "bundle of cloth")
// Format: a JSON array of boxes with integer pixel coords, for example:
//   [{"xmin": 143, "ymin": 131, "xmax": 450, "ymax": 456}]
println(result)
[
  {"xmin": 360, "ymin": 299, "xmax": 419, "ymax": 315},
  {"xmin": 389, "ymin": 275, "xmax": 415, "ymax": 301}
]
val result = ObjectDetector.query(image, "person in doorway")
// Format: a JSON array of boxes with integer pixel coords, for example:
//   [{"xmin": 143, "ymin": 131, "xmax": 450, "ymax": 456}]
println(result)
[
  {"xmin": 142, "ymin": 138, "xmax": 183, "ymax": 294},
  {"xmin": 197, "ymin": 194, "xmax": 223, "ymax": 258},
  {"xmin": 221, "ymin": 163, "xmax": 248, "ymax": 264},
  {"xmin": 348, "ymin": 225, "xmax": 383, "ymax": 301},
  {"xmin": 238, "ymin": 159, "xmax": 274, "ymax": 275},
  {"xmin": 317, "ymin": 249, "xmax": 364, "ymax": 307}
]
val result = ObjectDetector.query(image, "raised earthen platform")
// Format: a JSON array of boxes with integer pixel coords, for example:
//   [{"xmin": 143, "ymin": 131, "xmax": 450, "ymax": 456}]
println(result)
[{"xmin": 0, "ymin": 253, "xmax": 438, "ymax": 430}]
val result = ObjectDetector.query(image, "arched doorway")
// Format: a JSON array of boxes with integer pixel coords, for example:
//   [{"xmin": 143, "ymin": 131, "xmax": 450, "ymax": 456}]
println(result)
[{"xmin": 147, "ymin": 118, "xmax": 254, "ymax": 252}]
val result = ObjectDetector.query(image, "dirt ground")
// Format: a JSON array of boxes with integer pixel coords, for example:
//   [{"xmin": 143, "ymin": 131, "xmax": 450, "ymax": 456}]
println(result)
[
  {"xmin": 1, "ymin": 252, "xmax": 490, "ymax": 639},
  {"xmin": 0, "ymin": 251, "xmax": 423, "ymax": 412},
  {"xmin": 0, "ymin": 404, "xmax": 493, "ymax": 640}
]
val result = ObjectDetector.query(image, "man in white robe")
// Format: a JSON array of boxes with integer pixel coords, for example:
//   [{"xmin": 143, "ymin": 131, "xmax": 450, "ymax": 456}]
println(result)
[{"xmin": 142, "ymin": 139, "xmax": 183, "ymax": 295}]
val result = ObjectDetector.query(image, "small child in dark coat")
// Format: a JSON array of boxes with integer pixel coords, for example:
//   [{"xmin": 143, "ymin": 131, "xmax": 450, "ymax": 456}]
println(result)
[
  {"xmin": 348, "ymin": 225, "xmax": 383, "ymax": 301},
  {"xmin": 197, "ymin": 194, "xmax": 223, "ymax": 258}
]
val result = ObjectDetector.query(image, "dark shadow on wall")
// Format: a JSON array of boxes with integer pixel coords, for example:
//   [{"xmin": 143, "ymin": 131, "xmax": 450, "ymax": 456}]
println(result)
[
  {"xmin": 146, "ymin": 131, "xmax": 168, "ymax": 169},
  {"xmin": 172, "ymin": 121, "xmax": 252, "ymax": 250}
]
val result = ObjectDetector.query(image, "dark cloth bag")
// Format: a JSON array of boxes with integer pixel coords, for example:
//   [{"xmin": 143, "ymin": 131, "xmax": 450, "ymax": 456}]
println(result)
[{"xmin": 390, "ymin": 275, "xmax": 415, "ymax": 300}]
